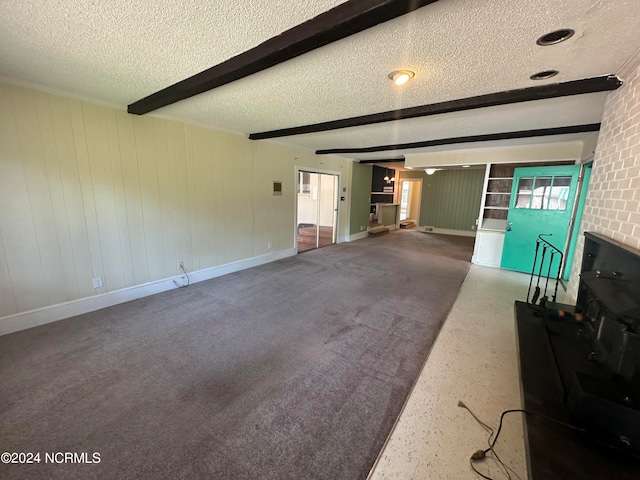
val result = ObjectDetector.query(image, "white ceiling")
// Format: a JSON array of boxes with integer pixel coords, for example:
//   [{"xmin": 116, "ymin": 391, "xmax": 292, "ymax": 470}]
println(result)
[
  {"xmin": 281, "ymin": 93, "xmax": 609, "ymax": 157},
  {"xmin": 1, "ymin": 0, "xmax": 639, "ymax": 165}
]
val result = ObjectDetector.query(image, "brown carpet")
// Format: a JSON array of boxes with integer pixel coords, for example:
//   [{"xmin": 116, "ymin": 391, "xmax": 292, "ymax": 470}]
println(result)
[{"xmin": 0, "ymin": 231, "xmax": 473, "ymax": 480}]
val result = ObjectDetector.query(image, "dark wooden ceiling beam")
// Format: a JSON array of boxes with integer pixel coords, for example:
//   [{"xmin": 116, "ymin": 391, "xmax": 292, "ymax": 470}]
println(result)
[
  {"xmin": 127, "ymin": 0, "xmax": 439, "ymax": 115},
  {"xmin": 358, "ymin": 158, "xmax": 405, "ymax": 163},
  {"xmin": 316, "ymin": 124, "xmax": 601, "ymax": 155},
  {"xmin": 250, "ymin": 76, "xmax": 620, "ymax": 140}
]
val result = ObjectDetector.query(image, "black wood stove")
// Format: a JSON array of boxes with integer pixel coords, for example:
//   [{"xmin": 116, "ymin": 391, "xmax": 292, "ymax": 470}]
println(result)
[{"xmin": 515, "ymin": 232, "xmax": 640, "ymax": 479}]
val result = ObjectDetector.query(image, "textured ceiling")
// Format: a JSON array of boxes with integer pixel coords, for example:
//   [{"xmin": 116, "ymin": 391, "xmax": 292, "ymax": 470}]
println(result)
[
  {"xmin": 1, "ymin": 0, "xmax": 639, "ymax": 162},
  {"xmin": 0, "ymin": 0, "xmax": 346, "ymax": 105}
]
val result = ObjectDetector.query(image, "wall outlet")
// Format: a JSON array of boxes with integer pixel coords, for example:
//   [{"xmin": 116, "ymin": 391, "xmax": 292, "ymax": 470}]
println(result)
[
  {"xmin": 267, "ymin": 242, "xmax": 273, "ymax": 249},
  {"xmin": 92, "ymin": 276, "xmax": 103, "ymax": 289},
  {"xmin": 177, "ymin": 260, "xmax": 183, "ymax": 270}
]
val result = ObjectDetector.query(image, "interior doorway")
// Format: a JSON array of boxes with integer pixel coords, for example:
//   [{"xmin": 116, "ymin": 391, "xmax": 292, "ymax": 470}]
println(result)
[
  {"xmin": 398, "ymin": 179, "xmax": 422, "ymax": 228},
  {"xmin": 296, "ymin": 170, "xmax": 339, "ymax": 253}
]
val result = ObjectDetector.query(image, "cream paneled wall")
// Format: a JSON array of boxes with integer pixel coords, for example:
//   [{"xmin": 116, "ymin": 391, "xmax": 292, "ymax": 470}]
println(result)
[{"xmin": 0, "ymin": 83, "xmax": 352, "ymax": 320}]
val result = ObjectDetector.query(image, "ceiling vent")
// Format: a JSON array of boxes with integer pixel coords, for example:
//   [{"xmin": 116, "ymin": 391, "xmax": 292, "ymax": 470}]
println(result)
[
  {"xmin": 537, "ymin": 29, "xmax": 575, "ymax": 46},
  {"xmin": 530, "ymin": 70, "xmax": 559, "ymax": 80}
]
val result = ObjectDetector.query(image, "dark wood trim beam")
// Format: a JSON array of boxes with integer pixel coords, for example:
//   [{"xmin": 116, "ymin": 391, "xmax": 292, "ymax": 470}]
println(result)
[
  {"xmin": 250, "ymin": 76, "xmax": 620, "ymax": 139},
  {"xmin": 316, "ymin": 124, "xmax": 601, "ymax": 155},
  {"xmin": 128, "ymin": 0, "xmax": 439, "ymax": 115},
  {"xmin": 358, "ymin": 158, "xmax": 405, "ymax": 163}
]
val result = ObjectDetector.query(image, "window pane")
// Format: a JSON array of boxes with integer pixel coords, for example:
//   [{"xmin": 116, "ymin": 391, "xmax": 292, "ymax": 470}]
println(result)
[
  {"xmin": 515, "ymin": 177, "xmax": 534, "ymax": 208},
  {"xmin": 547, "ymin": 176, "xmax": 571, "ymax": 211},
  {"xmin": 299, "ymin": 171, "xmax": 311, "ymax": 194},
  {"xmin": 532, "ymin": 176, "xmax": 552, "ymax": 209}
]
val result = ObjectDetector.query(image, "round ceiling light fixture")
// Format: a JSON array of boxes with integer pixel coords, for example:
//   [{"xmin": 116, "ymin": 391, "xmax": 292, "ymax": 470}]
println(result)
[
  {"xmin": 537, "ymin": 29, "xmax": 575, "ymax": 46},
  {"xmin": 388, "ymin": 70, "xmax": 415, "ymax": 86},
  {"xmin": 530, "ymin": 70, "xmax": 559, "ymax": 80},
  {"xmin": 425, "ymin": 168, "xmax": 438, "ymax": 175}
]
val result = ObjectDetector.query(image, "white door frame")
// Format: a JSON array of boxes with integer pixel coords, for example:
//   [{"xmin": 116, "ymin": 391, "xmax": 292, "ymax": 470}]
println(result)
[
  {"xmin": 397, "ymin": 178, "xmax": 423, "ymax": 224},
  {"xmin": 294, "ymin": 166, "xmax": 342, "ymax": 251}
]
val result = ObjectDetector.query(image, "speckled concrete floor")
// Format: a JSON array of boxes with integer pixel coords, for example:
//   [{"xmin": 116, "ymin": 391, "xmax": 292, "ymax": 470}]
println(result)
[{"xmin": 369, "ymin": 265, "xmax": 553, "ymax": 480}]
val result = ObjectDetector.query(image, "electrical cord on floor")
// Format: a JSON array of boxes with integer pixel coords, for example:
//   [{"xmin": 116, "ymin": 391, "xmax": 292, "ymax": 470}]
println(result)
[
  {"xmin": 459, "ymin": 401, "xmax": 517, "ymax": 480},
  {"xmin": 173, "ymin": 264, "xmax": 190, "ymax": 288},
  {"xmin": 458, "ymin": 401, "xmax": 587, "ymax": 480}
]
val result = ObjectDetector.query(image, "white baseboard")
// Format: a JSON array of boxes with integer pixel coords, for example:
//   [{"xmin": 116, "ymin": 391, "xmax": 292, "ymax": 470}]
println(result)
[
  {"xmin": 471, "ymin": 258, "xmax": 501, "ymax": 268},
  {"xmin": 348, "ymin": 231, "xmax": 369, "ymax": 242},
  {"xmin": 0, "ymin": 248, "xmax": 297, "ymax": 336},
  {"xmin": 417, "ymin": 226, "xmax": 476, "ymax": 237}
]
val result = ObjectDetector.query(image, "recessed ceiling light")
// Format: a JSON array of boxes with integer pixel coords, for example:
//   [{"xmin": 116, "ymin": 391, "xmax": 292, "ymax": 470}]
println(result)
[
  {"xmin": 530, "ymin": 70, "xmax": 559, "ymax": 80},
  {"xmin": 537, "ymin": 29, "xmax": 575, "ymax": 46},
  {"xmin": 462, "ymin": 165, "xmax": 470, "ymax": 168},
  {"xmin": 388, "ymin": 70, "xmax": 415, "ymax": 86}
]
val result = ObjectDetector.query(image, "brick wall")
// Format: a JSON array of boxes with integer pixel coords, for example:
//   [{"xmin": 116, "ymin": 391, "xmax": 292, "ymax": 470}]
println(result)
[{"xmin": 566, "ymin": 62, "xmax": 640, "ymax": 301}]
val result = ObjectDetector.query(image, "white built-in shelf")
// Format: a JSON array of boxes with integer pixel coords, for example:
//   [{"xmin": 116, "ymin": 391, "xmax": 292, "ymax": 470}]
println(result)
[
  {"xmin": 481, "ymin": 164, "xmax": 518, "ymax": 226},
  {"xmin": 481, "ymin": 218, "xmax": 508, "ymax": 231}
]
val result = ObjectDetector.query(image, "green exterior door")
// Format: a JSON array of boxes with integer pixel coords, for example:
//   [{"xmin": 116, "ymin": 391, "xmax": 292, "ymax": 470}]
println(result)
[{"xmin": 500, "ymin": 164, "xmax": 581, "ymax": 273}]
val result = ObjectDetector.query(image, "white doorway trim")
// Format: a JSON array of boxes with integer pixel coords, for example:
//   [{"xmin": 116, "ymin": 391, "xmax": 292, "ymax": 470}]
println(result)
[
  {"xmin": 294, "ymin": 166, "xmax": 342, "ymax": 251},
  {"xmin": 397, "ymin": 178, "xmax": 423, "ymax": 226}
]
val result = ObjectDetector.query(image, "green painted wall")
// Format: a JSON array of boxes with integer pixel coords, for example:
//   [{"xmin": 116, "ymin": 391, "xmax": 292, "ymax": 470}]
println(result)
[
  {"xmin": 380, "ymin": 205, "xmax": 398, "ymax": 226},
  {"xmin": 400, "ymin": 168, "xmax": 485, "ymax": 231},
  {"xmin": 350, "ymin": 162, "xmax": 373, "ymax": 235}
]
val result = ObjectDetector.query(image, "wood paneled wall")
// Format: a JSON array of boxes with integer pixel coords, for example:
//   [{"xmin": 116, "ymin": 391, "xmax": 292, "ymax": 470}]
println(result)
[{"xmin": 0, "ymin": 84, "xmax": 352, "ymax": 319}]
